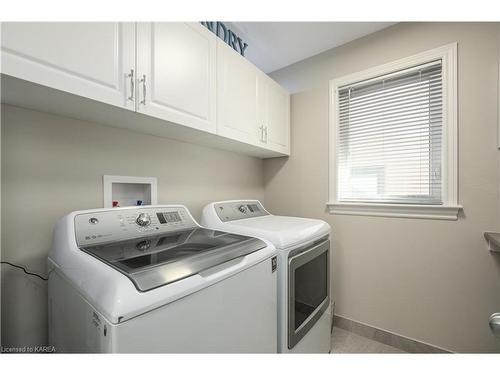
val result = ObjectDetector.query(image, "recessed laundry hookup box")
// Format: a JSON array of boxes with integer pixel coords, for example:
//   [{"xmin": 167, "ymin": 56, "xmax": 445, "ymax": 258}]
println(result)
[{"xmin": 103, "ymin": 175, "xmax": 158, "ymax": 208}]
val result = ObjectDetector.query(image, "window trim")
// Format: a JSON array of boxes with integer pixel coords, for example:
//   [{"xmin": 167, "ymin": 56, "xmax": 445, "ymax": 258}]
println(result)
[{"xmin": 327, "ymin": 43, "xmax": 461, "ymax": 220}]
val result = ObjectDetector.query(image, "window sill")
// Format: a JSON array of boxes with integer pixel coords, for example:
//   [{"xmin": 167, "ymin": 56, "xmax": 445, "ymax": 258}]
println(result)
[{"xmin": 326, "ymin": 202, "xmax": 462, "ymax": 220}]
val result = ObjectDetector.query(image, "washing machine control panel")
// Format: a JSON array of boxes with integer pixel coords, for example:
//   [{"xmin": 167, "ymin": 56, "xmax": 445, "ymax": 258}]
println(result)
[
  {"xmin": 135, "ymin": 212, "xmax": 151, "ymax": 226},
  {"xmin": 215, "ymin": 200, "xmax": 269, "ymax": 222},
  {"xmin": 75, "ymin": 206, "xmax": 197, "ymax": 246}
]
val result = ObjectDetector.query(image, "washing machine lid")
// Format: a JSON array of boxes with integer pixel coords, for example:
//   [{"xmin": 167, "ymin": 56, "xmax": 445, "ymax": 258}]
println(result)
[
  {"xmin": 80, "ymin": 228, "xmax": 266, "ymax": 291},
  {"xmin": 220, "ymin": 215, "xmax": 330, "ymax": 249}
]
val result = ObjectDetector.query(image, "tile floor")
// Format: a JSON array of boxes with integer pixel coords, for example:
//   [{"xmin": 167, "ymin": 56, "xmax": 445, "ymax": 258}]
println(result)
[{"xmin": 331, "ymin": 327, "xmax": 406, "ymax": 353}]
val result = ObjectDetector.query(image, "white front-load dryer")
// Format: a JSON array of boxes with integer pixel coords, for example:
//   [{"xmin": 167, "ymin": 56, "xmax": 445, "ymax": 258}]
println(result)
[{"xmin": 201, "ymin": 200, "xmax": 332, "ymax": 353}]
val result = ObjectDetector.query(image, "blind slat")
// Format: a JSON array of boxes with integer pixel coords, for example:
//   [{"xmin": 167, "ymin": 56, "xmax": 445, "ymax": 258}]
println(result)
[
  {"xmin": 339, "ymin": 117, "xmax": 442, "ymax": 136},
  {"xmin": 339, "ymin": 121, "xmax": 442, "ymax": 139},
  {"xmin": 339, "ymin": 95, "xmax": 442, "ymax": 120},
  {"xmin": 339, "ymin": 103, "xmax": 443, "ymax": 124},
  {"xmin": 339, "ymin": 79, "xmax": 442, "ymax": 108}
]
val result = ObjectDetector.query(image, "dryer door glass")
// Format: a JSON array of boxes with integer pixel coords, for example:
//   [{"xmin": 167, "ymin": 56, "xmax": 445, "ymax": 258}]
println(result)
[
  {"xmin": 294, "ymin": 250, "xmax": 328, "ymax": 329},
  {"xmin": 288, "ymin": 239, "xmax": 330, "ymax": 349}
]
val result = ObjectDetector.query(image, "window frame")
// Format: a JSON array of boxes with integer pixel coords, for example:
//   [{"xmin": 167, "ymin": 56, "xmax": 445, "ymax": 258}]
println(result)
[{"xmin": 328, "ymin": 43, "xmax": 461, "ymax": 220}]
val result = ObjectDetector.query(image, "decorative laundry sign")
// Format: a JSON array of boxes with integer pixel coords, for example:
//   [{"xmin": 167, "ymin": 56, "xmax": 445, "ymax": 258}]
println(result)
[{"xmin": 200, "ymin": 21, "xmax": 248, "ymax": 57}]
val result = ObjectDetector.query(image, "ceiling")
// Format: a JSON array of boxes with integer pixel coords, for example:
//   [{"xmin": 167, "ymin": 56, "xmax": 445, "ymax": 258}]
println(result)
[{"xmin": 226, "ymin": 22, "xmax": 396, "ymax": 73}]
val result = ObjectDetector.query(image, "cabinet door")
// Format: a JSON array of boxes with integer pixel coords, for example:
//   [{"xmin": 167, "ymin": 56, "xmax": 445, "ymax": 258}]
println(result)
[
  {"xmin": 136, "ymin": 23, "xmax": 216, "ymax": 133},
  {"xmin": 217, "ymin": 39, "xmax": 261, "ymax": 145},
  {"xmin": 263, "ymin": 77, "xmax": 290, "ymax": 155},
  {"xmin": 1, "ymin": 22, "xmax": 136, "ymax": 110}
]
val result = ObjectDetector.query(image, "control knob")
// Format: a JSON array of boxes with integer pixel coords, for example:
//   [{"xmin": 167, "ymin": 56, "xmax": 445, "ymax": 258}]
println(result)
[
  {"xmin": 136, "ymin": 213, "xmax": 151, "ymax": 227},
  {"xmin": 238, "ymin": 205, "xmax": 247, "ymax": 214},
  {"xmin": 136, "ymin": 239, "xmax": 151, "ymax": 251}
]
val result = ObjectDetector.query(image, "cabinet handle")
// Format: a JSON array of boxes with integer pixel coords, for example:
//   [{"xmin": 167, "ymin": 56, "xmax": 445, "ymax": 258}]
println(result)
[
  {"xmin": 139, "ymin": 74, "xmax": 147, "ymax": 105},
  {"xmin": 259, "ymin": 125, "xmax": 264, "ymax": 142},
  {"xmin": 126, "ymin": 69, "xmax": 134, "ymax": 101},
  {"xmin": 264, "ymin": 126, "xmax": 268, "ymax": 143}
]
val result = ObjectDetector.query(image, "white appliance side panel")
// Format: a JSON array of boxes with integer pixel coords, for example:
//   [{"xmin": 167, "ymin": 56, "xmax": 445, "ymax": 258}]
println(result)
[
  {"xmin": 113, "ymin": 257, "xmax": 277, "ymax": 353},
  {"xmin": 49, "ymin": 270, "xmax": 111, "ymax": 353}
]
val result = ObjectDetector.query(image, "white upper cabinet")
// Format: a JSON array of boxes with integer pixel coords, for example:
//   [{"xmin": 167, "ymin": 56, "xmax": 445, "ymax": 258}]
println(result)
[
  {"xmin": 136, "ymin": 23, "xmax": 217, "ymax": 133},
  {"xmin": 217, "ymin": 40, "xmax": 290, "ymax": 155},
  {"xmin": 216, "ymin": 39, "xmax": 260, "ymax": 144},
  {"xmin": 261, "ymin": 77, "xmax": 291, "ymax": 154},
  {"xmin": 1, "ymin": 22, "xmax": 289, "ymax": 158},
  {"xmin": 1, "ymin": 22, "xmax": 136, "ymax": 111}
]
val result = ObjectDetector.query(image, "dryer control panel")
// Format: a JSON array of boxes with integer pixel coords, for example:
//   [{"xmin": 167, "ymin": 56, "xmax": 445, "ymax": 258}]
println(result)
[
  {"xmin": 75, "ymin": 206, "xmax": 197, "ymax": 246},
  {"xmin": 214, "ymin": 200, "xmax": 270, "ymax": 222}
]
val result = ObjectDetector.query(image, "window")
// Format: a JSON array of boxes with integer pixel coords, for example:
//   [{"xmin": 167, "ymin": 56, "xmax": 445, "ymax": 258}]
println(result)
[{"xmin": 328, "ymin": 43, "xmax": 461, "ymax": 220}]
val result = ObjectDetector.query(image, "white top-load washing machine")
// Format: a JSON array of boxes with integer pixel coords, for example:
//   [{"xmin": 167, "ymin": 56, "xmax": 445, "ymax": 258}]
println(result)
[
  {"xmin": 48, "ymin": 205, "xmax": 278, "ymax": 353},
  {"xmin": 201, "ymin": 200, "xmax": 332, "ymax": 353}
]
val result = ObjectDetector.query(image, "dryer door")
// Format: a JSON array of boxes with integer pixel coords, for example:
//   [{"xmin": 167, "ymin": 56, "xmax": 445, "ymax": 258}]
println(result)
[{"xmin": 288, "ymin": 239, "xmax": 330, "ymax": 349}]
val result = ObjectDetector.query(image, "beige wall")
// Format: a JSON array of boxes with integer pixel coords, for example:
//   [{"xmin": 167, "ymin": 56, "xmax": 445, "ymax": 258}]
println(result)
[
  {"xmin": 0, "ymin": 104, "xmax": 264, "ymax": 348},
  {"xmin": 266, "ymin": 22, "xmax": 500, "ymax": 352}
]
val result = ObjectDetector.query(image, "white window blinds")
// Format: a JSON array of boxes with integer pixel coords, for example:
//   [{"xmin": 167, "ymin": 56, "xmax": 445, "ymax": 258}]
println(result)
[{"xmin": 337, "ymin": 60, "xmax": 443, "ymax": 205}]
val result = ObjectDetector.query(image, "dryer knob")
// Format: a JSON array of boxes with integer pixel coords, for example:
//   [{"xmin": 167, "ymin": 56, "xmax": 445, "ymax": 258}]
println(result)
[
  {"xmin": 238, "ymin": 205, "xmax": 247, "ymax": 213},
  {"xmin": 136, "ymin": 213, "xmax": 151, "ymax": 227}
]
